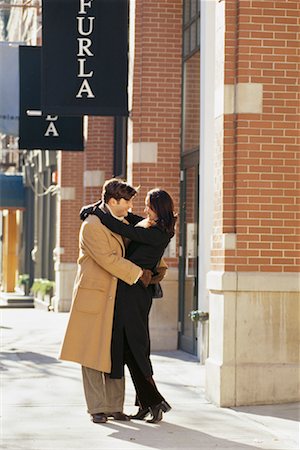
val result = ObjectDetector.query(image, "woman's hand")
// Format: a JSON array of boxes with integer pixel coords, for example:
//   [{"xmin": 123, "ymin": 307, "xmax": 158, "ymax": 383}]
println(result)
[{"xmin": 80, "ymin": 201, "xmax": 101, "ymax": 221}]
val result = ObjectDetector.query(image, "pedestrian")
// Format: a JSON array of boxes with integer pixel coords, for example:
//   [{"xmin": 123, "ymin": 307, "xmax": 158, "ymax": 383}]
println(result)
[
  {"xmin": 84, "ymin": 188, "xmax": 177, "ymax": 423},
  {"xmin": 59, "ymin": 179, "xmax": 152, "ymax": 424}
]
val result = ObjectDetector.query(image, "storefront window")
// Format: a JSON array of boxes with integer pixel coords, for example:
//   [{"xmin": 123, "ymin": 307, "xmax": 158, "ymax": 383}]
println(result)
[
  {"xmin": 182, "ymin": 0, "xmax": 200, "ymax": 154},
  {"xmin": 179, "ymin": 1, "xmax": 201, "ymax": 355}
]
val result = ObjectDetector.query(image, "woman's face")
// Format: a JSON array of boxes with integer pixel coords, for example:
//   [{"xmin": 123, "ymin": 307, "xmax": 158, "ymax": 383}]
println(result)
[{"xmin": 144, "ymin": 195, "xmax": 158, "ymax": 221}]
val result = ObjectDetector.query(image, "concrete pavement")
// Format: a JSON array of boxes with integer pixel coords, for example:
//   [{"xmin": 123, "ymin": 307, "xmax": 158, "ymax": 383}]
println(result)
[{"xmin": 0, "ymin": 308, "xmax": 299, "ymax": 450}]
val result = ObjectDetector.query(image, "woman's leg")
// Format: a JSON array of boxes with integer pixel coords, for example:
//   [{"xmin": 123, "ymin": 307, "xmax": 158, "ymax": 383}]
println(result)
[{"xmin": 123, "ymin": 334, "xmax": 164, "ymax": 409}]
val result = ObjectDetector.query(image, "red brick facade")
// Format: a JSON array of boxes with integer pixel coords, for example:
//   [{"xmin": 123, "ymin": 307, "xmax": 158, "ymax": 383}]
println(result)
[
  {"xmin": 84, "ymin": 117, "xmax": 114, "ymax": 204},
  {"xmin": 57, "ymin": 0, "xmax": 299, "ymax": 279},
  {"xmin": 58, "ymin": 117, "xmax": 114, "ymax": 263},
  {"xmin": 211, "ymin": 0, "xmax": 300, "ymax": 272},
  {"xmin": 130, "ymin": 0, "xmax": 182, "ymax": 267},
  {"xmin": 58, "ymin": 151, "xmax": 84, "ymax": 263}
]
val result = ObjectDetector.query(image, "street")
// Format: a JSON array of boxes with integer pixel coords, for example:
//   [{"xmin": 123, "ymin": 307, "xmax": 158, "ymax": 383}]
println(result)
[{"xmin": 0, "ymin": 308, "xmax": 299, "ymax": 450}]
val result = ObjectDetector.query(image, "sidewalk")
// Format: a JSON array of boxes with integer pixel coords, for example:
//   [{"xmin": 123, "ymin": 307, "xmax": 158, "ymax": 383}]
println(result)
[{"xmin": 1, "ymin": 308, "xmax": 299, "ymax": 450}]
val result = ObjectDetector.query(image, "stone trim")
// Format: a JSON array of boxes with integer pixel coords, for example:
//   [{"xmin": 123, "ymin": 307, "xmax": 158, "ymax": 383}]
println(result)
[
  {"xmin": 224, "ymin": 83, "xmax": 263, "ymax": 114},
  {"xmin": 83, "ymin": 170, "xmax": 105, "ymax": 187},
  {"xmin": 132, "ymin": 142, "xmax": 158, "ymax": 163},
  {"xmin": 207, "ymin": 271, "xmax": 300, "ymax": 293}
]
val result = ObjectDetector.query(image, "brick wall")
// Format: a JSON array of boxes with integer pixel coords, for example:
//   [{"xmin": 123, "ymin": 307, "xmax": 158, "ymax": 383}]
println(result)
[
  {"xmin": 59, "ymin": 151, "xmax": 84, "ymax": 263},
  {"xmin": 84, "ymin": 116, "xmax": 114, "ymax": 204},
  {"xmin": 131, "ymin": 0, "xmax": 182, "ymax": 266},
  {"xmin": 58, "ymin": 117, "xmax": 114, "ymax": 264},
  {"xmin": 212, "ymin": 0, "xmax": 300, "ymax": 272}
]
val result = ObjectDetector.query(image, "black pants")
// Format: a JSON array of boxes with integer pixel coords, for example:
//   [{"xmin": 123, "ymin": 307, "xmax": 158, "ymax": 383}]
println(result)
[{"xmin": 123, "ymin": 334, "xmax": 164, "ymax": 409}]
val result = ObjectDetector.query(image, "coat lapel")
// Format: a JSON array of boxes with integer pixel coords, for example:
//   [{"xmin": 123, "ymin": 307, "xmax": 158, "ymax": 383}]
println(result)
[{"xmin": 110, "ymin": 230, "xmax": 125, "ymax": 256}]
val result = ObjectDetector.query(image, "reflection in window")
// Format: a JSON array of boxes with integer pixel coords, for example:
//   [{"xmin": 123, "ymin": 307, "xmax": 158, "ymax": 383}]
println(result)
[
  {"xmin": 184, "ymin": 0, "xmax": 190, "ymax": 25},
  {"xmin": 182, "ymin": 51, "xmax": 200, "ymax": 153},
  {"xmin": 191, "ymin": 0, "xmax": 197, "ymax": 18},
  {"xmin": 183, "ymin": 0, "xmax": 200, "ymax": 59},
  {"xmin": 190, "ymin": 21, "xmax": 197, "ymax": 52},
  {"xmin": 182, "ymin": 0, "xmax": 200, "ymax": 154}
]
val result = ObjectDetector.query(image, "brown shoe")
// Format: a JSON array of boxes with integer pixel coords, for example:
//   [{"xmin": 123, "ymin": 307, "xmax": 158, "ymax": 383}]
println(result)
[
  {"xmin": 108, "ymin": 412, "xmax": 131, "ymax": 421},
  {"xmin": 91, "ymin": 413, "xmax": 107, "ymax": 423}
]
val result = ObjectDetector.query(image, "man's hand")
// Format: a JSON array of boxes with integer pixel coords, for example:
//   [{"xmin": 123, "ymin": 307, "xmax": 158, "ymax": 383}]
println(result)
[
  {"xmin": 139, "ymin": 269, "xmax": 152, "ymax": 287},
  {"xmin": 150, "ymin": 266, "xmax": 167, "ymax": 284}
]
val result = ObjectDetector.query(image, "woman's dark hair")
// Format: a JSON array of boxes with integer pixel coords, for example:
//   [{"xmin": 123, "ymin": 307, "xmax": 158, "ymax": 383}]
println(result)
[
  {"xmin": 102, "ymin": 178, "xmax": 137, "ymax": 203},
  {"xmin": 147, "ymin": 189, "xmax": 177, "ymax": 235}
]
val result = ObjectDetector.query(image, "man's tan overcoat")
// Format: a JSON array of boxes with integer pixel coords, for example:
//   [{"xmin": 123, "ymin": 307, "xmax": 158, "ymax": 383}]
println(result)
[{"xmin": 59, "ymin": 214, "xmax": 141, "ymax": 373}]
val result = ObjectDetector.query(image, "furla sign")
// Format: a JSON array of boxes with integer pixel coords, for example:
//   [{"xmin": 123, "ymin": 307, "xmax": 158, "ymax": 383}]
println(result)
[{"xmin": 42, "ymin": 0, "xmax": 129, "ymax": 116}]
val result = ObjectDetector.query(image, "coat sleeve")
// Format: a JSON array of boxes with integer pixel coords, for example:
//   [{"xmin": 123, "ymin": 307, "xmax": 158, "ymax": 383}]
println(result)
[
  {"xmin": 80, "ymin": 220, "xmax": 142, "ymax": 285},
  {"xmin": 126, "ymin": 211, "xmax": 145, "ymax": 225},
  {"xmin": 94, "ymin": 209, "xmax": 169, "ymax": 246}
]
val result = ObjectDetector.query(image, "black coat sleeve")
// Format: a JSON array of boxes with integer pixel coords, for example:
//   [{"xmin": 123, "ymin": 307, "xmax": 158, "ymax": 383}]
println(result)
[
  {"xmin": 126, "ymin": 211, "xmax": 145, "ymax": 225},
  {"xmin": 93, "ymin": 208, "xmax": 168, "ymax": 245}
]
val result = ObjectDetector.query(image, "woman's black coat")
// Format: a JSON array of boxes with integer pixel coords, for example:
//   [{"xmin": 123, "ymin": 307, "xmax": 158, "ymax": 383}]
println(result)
[{"xmin": 94, "ymin": 208, "xmax": 172, "ymax": 379}]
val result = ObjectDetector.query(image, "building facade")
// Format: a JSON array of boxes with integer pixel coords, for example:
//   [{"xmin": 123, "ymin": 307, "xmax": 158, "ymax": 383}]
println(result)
[{"xmin": 1, "ymin": 0, "xmax": 299, "ymax": 407}]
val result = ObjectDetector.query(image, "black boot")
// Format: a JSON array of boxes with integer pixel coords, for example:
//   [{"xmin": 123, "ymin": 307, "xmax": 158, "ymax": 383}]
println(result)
[
  {"xmin": 146, "ymin": 401, "xmax": 171, "ymax": 424},
  {"xmin": 130, "ymin": 407, "xmax": 150, "ymax": 420}
]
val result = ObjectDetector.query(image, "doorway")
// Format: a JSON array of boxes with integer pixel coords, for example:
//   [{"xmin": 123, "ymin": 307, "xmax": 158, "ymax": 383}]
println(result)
[{"xmin": 178, "ymin": 150, "xmax": 199, "ymax": 354}]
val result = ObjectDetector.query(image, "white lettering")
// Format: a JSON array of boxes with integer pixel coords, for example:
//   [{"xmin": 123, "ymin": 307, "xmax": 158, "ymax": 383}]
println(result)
[
  {"xmin": 78, "ymin": 59, "xmax": 93, "ymax": 77},
  {"xmin": 79, "ymin": 0, "xmax": 92, "ymax": 14},
  {"xmin": 45, "ymin": 115, "xmax": 58, "ymax": 121},
  {"xmin": 76, "ymin": 79, "xmax": 95, "ymax": 98},
  {"xmin": 77, "ymin": 17, "xmax": 95, "ymax": 36},
  {"xmin": 77, "ymin": 38, "xmax": 93, "ymax": 57},
  {"xmin": 44, "ymin": 121, "xmax": 59, "ymax": 137},
  {"xmin": 76, "ymin": 0, "xmax": 95, "ymax": 100}
]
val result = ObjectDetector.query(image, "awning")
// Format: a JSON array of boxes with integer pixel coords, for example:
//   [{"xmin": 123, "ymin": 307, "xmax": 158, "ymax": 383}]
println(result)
[{"xmin": 0, "ymin": 173, "xmax": 25, "ymax": 209}]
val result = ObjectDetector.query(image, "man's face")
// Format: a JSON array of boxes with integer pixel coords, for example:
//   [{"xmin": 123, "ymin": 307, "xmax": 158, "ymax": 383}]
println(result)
[{"xmin": 108, "ymin": 197, "xmax": 134, "ymax": 217}]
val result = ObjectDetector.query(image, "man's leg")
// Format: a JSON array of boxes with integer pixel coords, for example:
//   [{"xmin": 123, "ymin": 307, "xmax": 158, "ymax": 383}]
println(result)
[{"xmin": 81, "ymin": 366, "xmax": 125, "ymax": 415}]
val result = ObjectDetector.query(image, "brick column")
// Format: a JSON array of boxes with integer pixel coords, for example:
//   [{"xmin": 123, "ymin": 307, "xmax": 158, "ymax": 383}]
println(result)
[
  {"xmin": 53, "ymin": 150, "xmax": 84, "ymax": 312},
  {"xmin": 128, "ymin": 0, "xmax": 182, "ymax": 349},
  {"xmin": 206, "ymin": 0, "xmax": 300, "ymax": 406}
]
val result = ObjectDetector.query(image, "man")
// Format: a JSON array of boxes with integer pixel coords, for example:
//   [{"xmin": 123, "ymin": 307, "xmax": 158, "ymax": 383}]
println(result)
[{"xmin": 59, "ymin": 179, "xmax": 152, "ymax": 424}]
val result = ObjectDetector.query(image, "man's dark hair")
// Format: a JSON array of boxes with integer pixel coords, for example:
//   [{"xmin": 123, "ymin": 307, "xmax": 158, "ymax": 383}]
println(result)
[{"xmin": 102, "ymin": 178, "xmax": 137, "ymax": 203}]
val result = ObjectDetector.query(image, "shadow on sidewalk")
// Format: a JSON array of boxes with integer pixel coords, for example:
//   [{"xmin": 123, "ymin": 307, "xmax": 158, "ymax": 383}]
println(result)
[
  {"xmin": 0, "ymin": 351, "xmax": 60, "ymax": 365},
  {"xmin": 102, "ymin": 420, "xmax": 261, "ymax": 449},
  {"xmin": 152, "ymin": 350, "xmax": 199, "ymax": 362},
  {"xmin": 232, "ymin": 403, "xmax": 300, "ymax": 422}
]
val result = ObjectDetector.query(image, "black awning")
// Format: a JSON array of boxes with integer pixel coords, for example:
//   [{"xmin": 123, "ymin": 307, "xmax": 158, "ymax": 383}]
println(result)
[{"xmin": 0, "ymin": 173, "xmax": 25, "ymax": 209}]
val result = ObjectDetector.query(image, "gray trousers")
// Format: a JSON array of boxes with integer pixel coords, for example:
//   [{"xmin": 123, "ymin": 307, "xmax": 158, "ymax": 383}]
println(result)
[{"xmin": 81, "ymin": 366, "xmax": 125, "ymax": 415}]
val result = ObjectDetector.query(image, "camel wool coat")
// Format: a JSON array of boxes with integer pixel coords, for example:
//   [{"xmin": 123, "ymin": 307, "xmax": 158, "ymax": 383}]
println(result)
[{"xmin": 59, "ymin": 214, "xmax": 141, "ymax": 373}]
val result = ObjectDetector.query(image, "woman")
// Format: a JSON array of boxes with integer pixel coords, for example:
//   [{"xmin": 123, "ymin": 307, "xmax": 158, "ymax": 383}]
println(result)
[{"xmin": 85, "ymin": 188, "xmax": 176, "ymax": 423}]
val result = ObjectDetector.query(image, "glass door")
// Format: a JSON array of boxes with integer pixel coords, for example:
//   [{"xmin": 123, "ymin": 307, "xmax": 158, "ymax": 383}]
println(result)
[{"xmin": 178, "ymin": 150, "xmax": 199, "ymax": 354}]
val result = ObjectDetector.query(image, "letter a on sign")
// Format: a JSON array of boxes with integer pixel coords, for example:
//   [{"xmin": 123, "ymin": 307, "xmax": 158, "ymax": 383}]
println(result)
[
  {"xmin": 42, "ymin": 0, "xmax": 129, "ymax": 116},
  {"xmin": 44, "ymin": 116, "xmax": 59, "ymax": 136}
]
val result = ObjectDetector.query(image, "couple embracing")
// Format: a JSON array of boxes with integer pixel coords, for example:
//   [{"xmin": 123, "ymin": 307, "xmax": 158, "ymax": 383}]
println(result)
[{"xmin": 59, "ymin": 178, "xmax": 176, "ymax": 424}]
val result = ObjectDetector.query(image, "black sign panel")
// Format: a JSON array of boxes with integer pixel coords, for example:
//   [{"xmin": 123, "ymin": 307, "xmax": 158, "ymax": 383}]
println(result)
[
  {"xmin": 41, "ymin": 0, "xmax": 129, "ymax": 116},
  {"xmin": 19, "ymin": 46, "xmax": 84, "ymax": 151}
]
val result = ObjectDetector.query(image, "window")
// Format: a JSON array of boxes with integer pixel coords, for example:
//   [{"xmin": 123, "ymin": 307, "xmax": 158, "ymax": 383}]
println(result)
[{"xmin": 183, "ymin": 0, "xmax": 200, "ymax": 60}]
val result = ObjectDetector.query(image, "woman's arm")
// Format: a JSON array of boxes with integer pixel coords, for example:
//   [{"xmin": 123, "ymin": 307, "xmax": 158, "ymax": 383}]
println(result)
[
  {"xmin": 126, "ymin": 211, "xmax": 145, "ymax": 225},
  {"xmin": 93, "ymin": 208, "xmax": 169, "ymax": 245}
]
